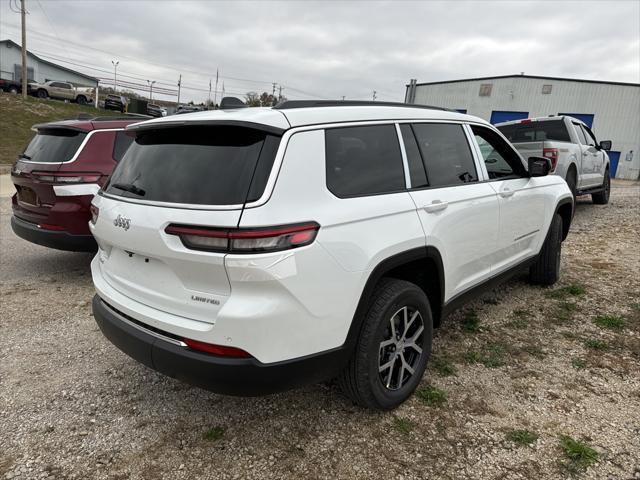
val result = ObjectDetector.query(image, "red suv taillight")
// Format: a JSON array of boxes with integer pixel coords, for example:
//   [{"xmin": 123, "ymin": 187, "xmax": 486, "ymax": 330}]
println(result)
[
  {"xmin": 165, "ymin": 222, "xmax": 320, "ymax": 253},
  {"xmin": 542, "ymin": 148, "xmax": 559, "ymax": 172},
  {"xmin": 32, "ymin": 171, "xmax": 101, "ymax": 184}
]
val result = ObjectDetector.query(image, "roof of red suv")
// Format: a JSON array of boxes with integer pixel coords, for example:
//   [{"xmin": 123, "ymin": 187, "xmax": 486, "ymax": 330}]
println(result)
[{"xmin": 33, "ymin": 115, "xmax": 151, "ymax": 132}]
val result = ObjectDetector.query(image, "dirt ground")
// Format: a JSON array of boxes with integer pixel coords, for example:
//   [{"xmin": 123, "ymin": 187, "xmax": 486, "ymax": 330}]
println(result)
[{"xmin": 1, "ymin": 181, "xmax": 639, "ymax": 480}]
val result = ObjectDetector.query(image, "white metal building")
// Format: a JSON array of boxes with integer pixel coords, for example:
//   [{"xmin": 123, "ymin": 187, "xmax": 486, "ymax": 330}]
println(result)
[
  {"xmin": 0, "ymin": 39, "xmax": 98, "ymax": 88},
  {"xmin": 405, "ymin": 74, "xmax": 640, "ymax": 179}
]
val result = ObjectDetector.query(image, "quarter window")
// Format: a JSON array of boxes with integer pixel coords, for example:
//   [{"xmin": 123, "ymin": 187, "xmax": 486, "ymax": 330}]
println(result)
[
  {"xmin": 325, "ymin": 125, "xmax": 405, "ymax": 197},
  {"xmin": 112, "ymin": 131, "xmax": 134, "ymax": 162},
  {"xmin": 471, "ymin": 125, "xmax": 526, "ymax": 179},
  {"xmin": 573, "ymin": 123, "xmax": 588, "ymax": 144},
  {"xmin": 411, "ymin": 123, "xmax": 478, "ymax": 187}
]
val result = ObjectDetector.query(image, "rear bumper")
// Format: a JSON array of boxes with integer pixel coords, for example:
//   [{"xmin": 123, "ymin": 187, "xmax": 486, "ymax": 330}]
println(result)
[
  {"xmin": 11, "ymin": 215, "xmax": 96, "ymax": 252},
  {"xmin": 92, "ymin": 295, "xmax": 349, "ymax": 396}
]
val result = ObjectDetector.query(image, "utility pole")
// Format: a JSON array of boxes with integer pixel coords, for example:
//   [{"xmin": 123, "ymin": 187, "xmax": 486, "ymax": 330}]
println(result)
[
  {"xmin": 341, "ymin": 96, "xmax": 345, "ymax": 101},
  {"xmin": 111, "ymin": 60, "xmax": 119, "ymax": 92},
  {"xmin": 208, "ymin": 79, "xmax": 212, "ymax": 107},
  {"xmin": 372, "ymin": 90, "xmax": 377, "ymax": 101},
  {"xmin": 177, "ymin": 74, "xmax": 182, "ymax": 106},
  {"xmin": 147, "ymin": 80, "xmax": 156, "ymax": 101},
  {"xmin": 278, "ymin": 85, "xmax": 283, "ymax": 103},
  {"xmin": 20, "ymin": 0, "xmax": 27, "ymax": 98},
  {"xmin": 213, "ymin": 69, "xmax": 219, "ymax": 108}
]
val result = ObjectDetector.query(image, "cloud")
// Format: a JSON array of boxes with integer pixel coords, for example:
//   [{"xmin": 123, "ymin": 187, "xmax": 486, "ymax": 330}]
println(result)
[{"xmin": 1, "ymin": 0, "xmax": 638, "ymax": 102}]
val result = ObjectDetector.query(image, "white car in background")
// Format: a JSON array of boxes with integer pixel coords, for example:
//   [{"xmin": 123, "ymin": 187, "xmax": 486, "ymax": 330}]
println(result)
[
  {"xmin": 497, "ymin": 116, "xmax": 612, "ymax": 204},
  {"xmin": 89, "ymin": 100, "xmax": 573, "ymax": 410}
]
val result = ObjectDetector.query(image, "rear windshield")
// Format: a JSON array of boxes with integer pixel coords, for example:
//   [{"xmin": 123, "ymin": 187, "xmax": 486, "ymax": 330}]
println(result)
[
  {"xmin": 104, "ymin": 126, "xmax": 280, "ymax": 206},
  {"xmin": 21, "ymin": 129, "xmax": 87, "ymax": 163},
  {"xmin": 497, "ymin": 120, "xmax": 571, "ymax": 143}
]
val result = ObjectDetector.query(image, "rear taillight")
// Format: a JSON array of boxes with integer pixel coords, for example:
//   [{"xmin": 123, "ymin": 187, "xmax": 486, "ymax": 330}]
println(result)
[
  {"xmin": 165, "ymin": 222, "xmax": 320, "ymax": 254},
  {"xmin": 32, "ymin": 171, "xmax": 101, "ymax": 184},
  {"xmin": 542, "ymin": 148, "xmax": 559, "ymax": 171},
  {"xmin": 90, "ymin": 205, "xmax": 99, "ymax": 225},
  {"xmin": 520, "ymin": 119, "xmax": 532, "ymax": 124},
  {"xmin": 183, "ymin": 338, "xmax": 251, "ymax": 358}
]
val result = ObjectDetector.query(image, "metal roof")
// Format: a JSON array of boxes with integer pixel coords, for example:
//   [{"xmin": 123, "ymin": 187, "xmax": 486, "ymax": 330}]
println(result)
[
  {"xmin": 410, "ymin": 74, "xmax": 640, "ymax": 89},
  {"xmin": 1, "ymin": 39, "xmax": 99, "ymax": 84}
]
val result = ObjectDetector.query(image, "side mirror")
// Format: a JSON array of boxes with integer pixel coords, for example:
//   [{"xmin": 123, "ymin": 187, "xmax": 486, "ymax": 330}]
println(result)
[
  {"xmin": 528, "ymin": 156, "xmax": 552, "ymax": 177},
  {"xmin": 599, "ymin": 140, "xmax": 612, "ymax": 151}
]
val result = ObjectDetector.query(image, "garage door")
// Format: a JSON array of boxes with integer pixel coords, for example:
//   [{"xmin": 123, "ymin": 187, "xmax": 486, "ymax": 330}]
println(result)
[
  {"xmin": 490, "ymin": 111, "xmax": 529, "ymax": 124},
  {"xmin": 558, "ymin": 113, "xmax": 594, "ymax": 128}
]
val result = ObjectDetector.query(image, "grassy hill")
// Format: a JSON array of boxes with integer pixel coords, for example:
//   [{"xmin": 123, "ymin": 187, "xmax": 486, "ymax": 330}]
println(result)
[{"xmin": 0, "ymin": 93, "xmax": 121, "ymax": 167}]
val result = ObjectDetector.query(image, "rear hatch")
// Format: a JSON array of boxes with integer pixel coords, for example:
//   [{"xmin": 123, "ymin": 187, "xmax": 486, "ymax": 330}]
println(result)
[
  {"xmin": 93, "ymin": 124, "xmax": 281, "ymax": 323},
  {"xmin": 12, "ymin": 126, "xmax": 89, "ymax": 225}
]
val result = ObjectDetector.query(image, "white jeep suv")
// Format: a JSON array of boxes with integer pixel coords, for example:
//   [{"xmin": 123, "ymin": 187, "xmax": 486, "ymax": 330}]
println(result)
[{"xmin": 89, "ymin": 100, "xmax": 573, "ymax": 410}]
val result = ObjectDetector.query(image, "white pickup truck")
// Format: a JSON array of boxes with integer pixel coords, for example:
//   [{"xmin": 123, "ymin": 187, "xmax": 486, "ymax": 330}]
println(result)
[
  {"xmin": 28, "ymin": 80, "xmax": 94, "ymax": 105},
  {"xmin": 496, "ymin": 116, "xmax": 612, "ymax": 204}
]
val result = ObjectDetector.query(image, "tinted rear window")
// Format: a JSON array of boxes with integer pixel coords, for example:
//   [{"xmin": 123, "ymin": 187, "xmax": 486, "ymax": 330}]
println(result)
[
  {"xmin": 104, "ymin": 126, "xmax": 280, "ymax": 206},
  {"xmin": 497, "ymin": 120, "xmax": 570, "ymax": 142},
  {"xmin": 325, "ymin": 125, "xmax": 405, "ymax": 197},
  {"xmin": 21, "ymin": 129, "xmax": 87, "ymax": 163}
]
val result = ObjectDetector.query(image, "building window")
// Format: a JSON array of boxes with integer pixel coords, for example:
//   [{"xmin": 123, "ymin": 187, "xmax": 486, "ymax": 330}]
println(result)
[
  {"xmin": 479, "ymin": 83, "xmax": 493, "ymax": 97},
  {"xmin": 542, "ymin": 84, "xmax": 553, "ymax": 94}
]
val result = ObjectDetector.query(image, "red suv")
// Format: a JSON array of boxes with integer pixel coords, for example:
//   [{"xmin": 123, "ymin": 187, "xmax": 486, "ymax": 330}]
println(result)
[{"xmin": 10, "ymin": 116, "xmax": 145, "ymax": 251}]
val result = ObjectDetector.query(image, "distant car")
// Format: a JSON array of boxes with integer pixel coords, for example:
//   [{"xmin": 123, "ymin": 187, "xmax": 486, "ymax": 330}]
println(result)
[
  {"xmin": 175, "ymin": 105, "xmax": 202, "ymax": 114},
  {"xmin": 496, "ymin": 116, "xmax": 612, "ymax": 204},
  {"xmin": 146, "ymin": 103, "xmax": 167, "ymax": 117},
  {"xmin": 28, "ymin": 80, "xmax": 94, "ymax": 104},
  {"xmin": 0, "ymin": 78, "xmax": 30, "ymax": 94},
  {"xmin": 10, "ymin": 116, "xmax": 141, "ymax": 251},
  {"xmin": 104, "ymin": 94, "xmax": 127, "ymax": 113}
]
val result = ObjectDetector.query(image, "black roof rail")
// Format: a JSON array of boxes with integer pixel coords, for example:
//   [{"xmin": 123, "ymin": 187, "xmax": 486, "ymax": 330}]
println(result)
[{"xmin": 273, "ymin": 100, "xmax": 455, "ymax": 111}]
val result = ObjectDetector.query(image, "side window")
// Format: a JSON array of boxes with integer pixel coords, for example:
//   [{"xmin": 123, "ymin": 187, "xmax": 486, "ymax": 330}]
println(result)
[
  {"xmin": 399, "ymin": 124, "xmax": 428, "ymax": 188},
  {"xmin": 582, "ymin": 125, "xmax": 597, "ymax": 146},
  {"xmin": 112, "ymin": 131, "xmax": 134, "ymax": 162},
  {"xmin": 573, "ymin": 123, "xmax": 588, "ymax": 144},
  {"xmin": 471, "ymin": 125, "xmax": 526, "ymax": 179},
  {"xmin": 325, "ymin": 125, "xmax": 405, "ymax": 197},
  {"xmin": 412, "ymin": 123, "xmax": 477, "ymax": 187}
]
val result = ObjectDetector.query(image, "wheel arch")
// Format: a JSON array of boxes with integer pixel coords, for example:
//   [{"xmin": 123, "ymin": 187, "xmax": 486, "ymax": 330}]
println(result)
[
  {"xmin": 555, "ymin": 197, "xmax": 573, "ymax": 240},
  {"xmin": 344, "ymin": 247, "xmax": 445, "ymax": 352}
]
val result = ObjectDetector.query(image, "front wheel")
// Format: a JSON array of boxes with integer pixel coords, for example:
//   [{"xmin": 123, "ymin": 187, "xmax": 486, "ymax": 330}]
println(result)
[
  {"xmin": 77, "ymin": 95, "xmax": 87, "ymax": 105},
  {"xmin": 8, "ymin": 86, "xmax": 18, "ymax": 94},
  {"xmin": 37, "ymin": 89, "xmax": 48, "ymax": 99},
  {"xmin": 529, "ymin": 213, "xmax": 563, "ymax": 286},
  {"xmin": 592, "ymin": 169, "xmax": 610, "ymax": 205},
  {"xmin": 338, "ymin": 278, "xmax": 433, "ymax": 410}
]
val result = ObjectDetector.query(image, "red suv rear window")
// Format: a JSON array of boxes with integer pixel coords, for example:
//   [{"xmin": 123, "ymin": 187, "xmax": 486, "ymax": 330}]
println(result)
[{"xmin": 21, "ymin": 129, "xmax": 87, "ymax": 163}]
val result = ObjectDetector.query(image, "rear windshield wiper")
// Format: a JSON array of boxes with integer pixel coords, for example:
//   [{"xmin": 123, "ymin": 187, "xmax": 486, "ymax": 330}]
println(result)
[{"xmin": 112, "ymin": 182, "xmax": 146, "ymax": 197}]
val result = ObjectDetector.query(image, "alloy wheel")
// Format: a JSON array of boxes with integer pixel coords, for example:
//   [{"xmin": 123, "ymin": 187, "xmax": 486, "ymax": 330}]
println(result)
[{"xmin": 378, "ymin": 306, "xmax": 424, "ymax": 391}]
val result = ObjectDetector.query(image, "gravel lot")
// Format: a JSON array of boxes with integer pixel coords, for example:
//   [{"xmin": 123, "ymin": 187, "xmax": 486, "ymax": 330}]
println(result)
[{"xmin": 1, "ymin": 180, "xmax": 639, "ymax": 480}]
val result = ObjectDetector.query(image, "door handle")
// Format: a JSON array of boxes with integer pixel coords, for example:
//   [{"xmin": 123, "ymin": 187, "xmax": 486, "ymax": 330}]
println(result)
[
  {"xmin": 499, "ymin": 188, "xmax": 515, "ymax": 198},
  {"xmin": 423, "ymin": 200, "xmax": 448, "ymax": 213}
]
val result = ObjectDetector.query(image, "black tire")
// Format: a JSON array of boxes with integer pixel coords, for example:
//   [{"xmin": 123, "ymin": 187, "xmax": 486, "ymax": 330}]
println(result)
[
  {"xmin": 529, "ymin": 213, "xmax": 563, "ymax": 286},
  {"xmin": 338, "ymin": 278, "xmax": 433, "ymax": 410},
  {"xmin": 592, "ymin": 168, "xmax": 610, "ymax": 205},
  {"xmin": 565, "ymin": 167, "xmax": 577, "ymax": 203},
  {"xmin": 77, "ymin": 95, "xmax": 87, "ymax": 105},
  {"xmin": 37, "ymin": 89, "xmax": 48, "ymax": 99},
  {"xmin": 8, "ymin": 86, "xmax": 18, "ymax": 94}
]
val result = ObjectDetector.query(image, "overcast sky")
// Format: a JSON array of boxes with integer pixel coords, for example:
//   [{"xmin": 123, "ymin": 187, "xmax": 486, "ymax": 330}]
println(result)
[{"xmin": 1, "ymin": 0, "xmax": 638, "ymax": 103}]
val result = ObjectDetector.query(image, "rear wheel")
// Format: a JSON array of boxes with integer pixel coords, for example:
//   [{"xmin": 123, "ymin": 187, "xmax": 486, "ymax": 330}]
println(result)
[
  {"xmin": 8, "ymin": 86, "xmax": 18, "ymax": 94},
  {"xmin": 529, "ymin": 213, "xmax": 563, "ymax": 285},
  {"xmin": 37, "ymin": 89, "xmax": 48, "ymax": 99},
  {"xmin": 338, "ymin": 278, "xmax": 433, "ymax": 410},
  {"xmin": 592, "ymin": 168, "xmax": 610, "ymax": 205}
]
